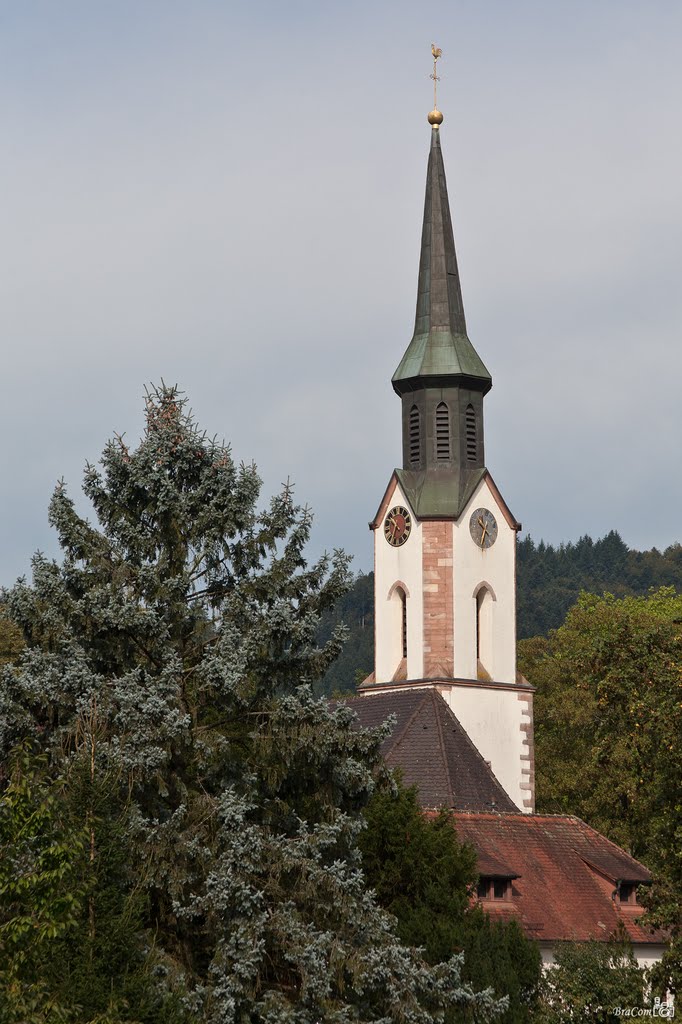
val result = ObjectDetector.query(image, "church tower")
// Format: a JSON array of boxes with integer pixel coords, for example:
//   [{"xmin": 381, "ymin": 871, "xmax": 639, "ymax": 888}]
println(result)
[{"xmin": 362, "ymin": 68, "xmax": 534, "ymax": 812}]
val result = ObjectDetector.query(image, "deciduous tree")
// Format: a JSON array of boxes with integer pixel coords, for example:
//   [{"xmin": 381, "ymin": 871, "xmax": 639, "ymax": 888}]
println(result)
[{"xmin": 519, "ymin": 590, "xmax": 682, "ymax": 994}]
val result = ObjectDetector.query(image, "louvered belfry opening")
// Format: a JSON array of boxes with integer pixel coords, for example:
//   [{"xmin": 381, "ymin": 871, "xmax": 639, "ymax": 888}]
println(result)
[
  {"xmin": 435, "ymin": 402, "xmax": 450, "ymax": 462},
  {"xmin": 465, "ymin": 404, "xmax": 477, "ymax": 462},
  {"xmin": 409, "ymin": 405, "xmax": 421, "ymax": 467}
]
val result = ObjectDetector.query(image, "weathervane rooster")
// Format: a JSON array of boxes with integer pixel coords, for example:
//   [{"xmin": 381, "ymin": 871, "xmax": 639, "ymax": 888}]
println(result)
[{"xmin": 428, "ymin": 43, "xmax": 444, "ymax": 126}]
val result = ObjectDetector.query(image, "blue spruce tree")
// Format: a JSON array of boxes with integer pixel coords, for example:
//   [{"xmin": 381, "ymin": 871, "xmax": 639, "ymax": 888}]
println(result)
[{"xmin": 0, "ymin": 385, "xmax": 504, "ymax": 1023}]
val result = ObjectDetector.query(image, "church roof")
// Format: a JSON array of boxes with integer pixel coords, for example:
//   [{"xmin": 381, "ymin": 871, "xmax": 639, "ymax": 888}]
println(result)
[
  {"xmin": 392, "ymin": 127, "xmax": 492, "ymax": 396},
  {"xmin": 369, "ymin": 467, "xmax": 520, "ymax": 529},
  {"xmin": 452, "ymin": 813, "xmax": 665, "ymax": 945},
  {"xmin": 394, "ymin": 465, "xmax": 486, "ymax": 521},
  {"xmin": 342, "ymin": 688, "xmax": 519, "ymax": 813}
]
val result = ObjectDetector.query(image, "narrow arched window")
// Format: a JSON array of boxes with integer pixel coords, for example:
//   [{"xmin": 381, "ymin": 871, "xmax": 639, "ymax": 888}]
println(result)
[
  {"xmin": 435, "ymin": 402, "xmax": 450, "ymax": 462},
  {"xmin": 409, "ymin": 405, "xmax": 420, "ymax": 467},
  {"xmin": 466, "ymin": 404, "xmax": 477, "ymax": 462},
  {"xmin": 476, "ymin": 592, "xmax": 482, "ymax": 661},
  {"xmin": 476, "ymin": 587, "xmax": 493, "ymax": 680},
  {"xmin": 400, "ymin": 587, "xmax": 407, "ymax": 658}
]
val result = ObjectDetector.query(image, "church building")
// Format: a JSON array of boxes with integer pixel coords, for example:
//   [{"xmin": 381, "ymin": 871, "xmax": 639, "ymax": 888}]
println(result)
[
  {"xmin": 359, "ymin": 113, "xmax": 532, "ymax": 814},
  {"xmin": 345, "ymin": 82, "xmax": 666, "ymax": 969}
]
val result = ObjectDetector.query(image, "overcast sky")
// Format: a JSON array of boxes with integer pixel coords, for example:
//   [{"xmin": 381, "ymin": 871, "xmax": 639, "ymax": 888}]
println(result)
[{"xmin": 1, "ymin": 1, "xmax": 681, "ymax": 584}]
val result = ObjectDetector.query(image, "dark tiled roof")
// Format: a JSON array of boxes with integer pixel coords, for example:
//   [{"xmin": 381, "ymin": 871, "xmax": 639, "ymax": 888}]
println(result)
[
  {"xmin": 342, "ymin": 688, "xmax": 519, "ymax": 813},
  {"xmin": 452, "ymin": 813, "xmax": 665, "ymax": 945}
]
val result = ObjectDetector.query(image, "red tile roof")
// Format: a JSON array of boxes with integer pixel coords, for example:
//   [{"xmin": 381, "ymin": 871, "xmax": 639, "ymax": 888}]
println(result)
[{"xmin": 451, "ymin": 813, "xmax": 666, "ymax": 945}]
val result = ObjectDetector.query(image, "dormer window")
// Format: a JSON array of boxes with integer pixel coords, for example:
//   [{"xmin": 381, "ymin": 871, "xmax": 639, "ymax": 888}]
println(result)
[
  {"xmin": 618, "ymin": 883, "xmax": 638, "ymax": 905},
  {"xmin": 476, "ymin": 876, "xmax": 513, "ymax": 901}
]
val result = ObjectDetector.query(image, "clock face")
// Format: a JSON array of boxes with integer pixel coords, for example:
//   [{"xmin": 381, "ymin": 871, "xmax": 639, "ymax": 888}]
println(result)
[
  {"xmin": 384, "ymin": 505, "xmax": 412, "ymax": 547},
  {"xmin": 469, "ymin": 508, "xmax": 498, "ymax": 549}
]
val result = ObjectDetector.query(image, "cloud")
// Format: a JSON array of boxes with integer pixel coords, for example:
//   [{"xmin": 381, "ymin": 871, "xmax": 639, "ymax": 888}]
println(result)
[{"xmin": 1, "ymin": 2, "xmax": 682, "ymax": 585}]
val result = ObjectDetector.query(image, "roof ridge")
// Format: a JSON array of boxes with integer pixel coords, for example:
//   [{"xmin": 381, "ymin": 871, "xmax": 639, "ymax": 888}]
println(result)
[
  {"xmin": 386, "ymin": 691, "xmax": 430, "ymax": 756},
  {"xmin": 434, "ymin": 697, "xmax": 518, "ymax": 811},
  {"xmin": 429, "ymin": 690, "xmax": 455, "ymax": 808},
  {"xmin": 564, "ymin": 815, "xmax": 654, "ymax": 872}
]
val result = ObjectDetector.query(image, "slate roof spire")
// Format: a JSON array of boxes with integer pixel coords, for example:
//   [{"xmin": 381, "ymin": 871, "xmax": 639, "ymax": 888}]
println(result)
[{"xmin": 392, "ymin": 126, "xmax": 492, "ymax": 396}]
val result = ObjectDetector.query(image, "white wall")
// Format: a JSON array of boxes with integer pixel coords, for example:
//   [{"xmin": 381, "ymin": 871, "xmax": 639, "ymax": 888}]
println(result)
[
  {"xmin": 439, "ymin": 682, "xmax": 530, "ymax": 810},
  {"xmin": 372, "ymin": 473, "xmax": 531, "ymax": 809},
  {"xmin": 631, "ymin": 944, "xmax": 669, "ymax": 971},
  {"xmin": 453, "ymin": 478, "xmax": 517, "ymax": 684},
  {"xmin": 374, "ymin": 480, "xmax": 424, "ymax": 682},
  {"xmin": 539, "ymin": 941, "xmax": 667, "ymax": 972}
]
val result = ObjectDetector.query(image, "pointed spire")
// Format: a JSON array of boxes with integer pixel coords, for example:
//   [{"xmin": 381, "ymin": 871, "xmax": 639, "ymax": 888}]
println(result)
[{"xmin": 392, "ymin": 127, "xmax": 492, "ymax": 395}]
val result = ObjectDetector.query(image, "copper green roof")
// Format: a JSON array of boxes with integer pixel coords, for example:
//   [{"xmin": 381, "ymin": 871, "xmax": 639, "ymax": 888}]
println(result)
[
  {"xmin": 395, "ymin": 466, "xmax": 487, "ymax": 520},
  {"xmin": 392, "ymin": 128, "xmax": 492, "ymax": 396}
]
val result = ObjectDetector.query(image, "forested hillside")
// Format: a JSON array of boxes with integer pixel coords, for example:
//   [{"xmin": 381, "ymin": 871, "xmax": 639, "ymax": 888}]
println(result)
[
  {"xmin": 517, "ymin": 531, "xmax": 682, "ymax": 637},
  {"xmin": 316, "ymin": 571, "xmax": 374, "ymax": 696},
  {"xmin": 317, "ymin": 531, "xmax": 682, "ymax": 694}
]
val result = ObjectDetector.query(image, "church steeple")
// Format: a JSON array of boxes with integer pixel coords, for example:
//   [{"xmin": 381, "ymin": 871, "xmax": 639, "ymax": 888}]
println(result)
[
  {"xmin": 392, "ymin": 127, "xmax": 492, "ymax": 395},
  {"xmin": 365, "ymin": 53, "xmax": 529, "ymax": 812},
  {"xmin": 391, "ymin": 120, "xmax": 492, "ymax": 517}
]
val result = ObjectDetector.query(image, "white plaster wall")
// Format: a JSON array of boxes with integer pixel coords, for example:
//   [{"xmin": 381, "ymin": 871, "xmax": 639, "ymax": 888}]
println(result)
[
  {"xmin": 374, "ymin": 481, "xmax": 424, "ymax": 682},
  {"xmin": 538, "ymin": 943, "xmax": 555, "ymax": 968},
  {"xmin": 540, "ymin": 942, "xmax": 666, "ymax": 971},
  {"xmin": 631, "ymin": 944, "xmax": 668, "ymax": 970},
  {"xmin": 440, "ymin": 684, "xmax": 528, "ymax": 810},
  {"xmin": 453, "ymin": 479, "xmax": 517, "ymax": 684}
]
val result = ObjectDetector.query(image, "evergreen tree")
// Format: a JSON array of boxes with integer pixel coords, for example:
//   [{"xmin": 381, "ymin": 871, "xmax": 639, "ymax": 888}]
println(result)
[
  {"xmin": 359, "ymin": 782, "xmax": 541, "ymax": 1024},
  {"xmin": 0, "ymin": 611, "xmax": 22, "ymax": 668},
  {"xmin": 0, "ymin": 385, "xmax": 503, "ymax": 1023}
]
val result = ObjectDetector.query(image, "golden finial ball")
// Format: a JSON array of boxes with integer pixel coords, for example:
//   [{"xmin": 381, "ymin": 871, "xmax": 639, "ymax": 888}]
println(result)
[{"xmin": 427, "ymin": 108, "xmax": 444, "ymax": 126}]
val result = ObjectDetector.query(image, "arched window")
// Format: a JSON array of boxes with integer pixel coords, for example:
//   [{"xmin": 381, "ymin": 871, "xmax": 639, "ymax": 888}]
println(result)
[
  {"xmin": 409, "ymin": 405, "xmax": 421, "ymax": 467},
  {"xmin": 465, "ymin": 404, "xmax": 477, "ymax": 462},
  {"xmin": 476, "ymin": 585, "xmax": 494, "ymax": 679},
  {"xmin": 435, "ymin": 402, "xmax": 450, "ymax": 462},
  {"xmin": 387, "ymin": 582, "xmax": 410, "ymax": 674},
  {"xmin": 399, "ymin": 587, "xmax": 407, "ymax": 658}
]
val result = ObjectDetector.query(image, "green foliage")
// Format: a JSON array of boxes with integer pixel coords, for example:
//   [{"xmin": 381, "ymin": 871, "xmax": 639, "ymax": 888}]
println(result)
[
  {"xmin": 0, "ymin": 385, "xmax": 505, "ymax": 1023},
  {"xmin": 536, "ymin": 940, "xmax": 646, "ymax": 1023},
  {"xmin": 519, "ymin": 588, "xmax": 682, "ymax": 996},
  {"xmin": 317, "ymin": 570, "xmax": 374, "ymax": 695},
  {"xmin": 317, "ymin": 533, "xmax": 682, "ymax": 690},
  {"xmin": 0, "ymin": 611, "xmax": 23, "ymax": 668},
  {"xmin": 517, "ymin": 531, "xmax": 682, "ymax": 639},
  {"xmin": 359, "ymin": 781, "xmax": 542, "ymax": 1024},
  {"xmin": 455, "ymin": 915, "xmax": 540, "ymax": 1024},
  {"xmin": 359, "ymin": 782, "xmax": 476, "ymax": 962},
  {"xmin": 0, "ymin": 747, "xmax": 86, "ymax": 1024}
]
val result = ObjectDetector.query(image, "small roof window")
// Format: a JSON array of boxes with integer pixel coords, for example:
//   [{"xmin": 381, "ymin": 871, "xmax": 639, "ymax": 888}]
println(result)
[{"xmin": 477, "ymin": 876, "xmax": 514, "ymax": 902}]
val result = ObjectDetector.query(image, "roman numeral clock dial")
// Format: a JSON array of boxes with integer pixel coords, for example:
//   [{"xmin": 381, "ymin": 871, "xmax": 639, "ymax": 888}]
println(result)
[
  {"xmin": 384, "ymin": 506, "xmax": 412, "ymax": 547},
  {"xmin": 470, "ymin": 508, "xmax": 498, "ymax": 549}
]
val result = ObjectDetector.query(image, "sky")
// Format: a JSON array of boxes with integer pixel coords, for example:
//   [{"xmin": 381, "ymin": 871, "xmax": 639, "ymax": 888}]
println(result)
[{"xmin": 1, "ymin": 1, "xmax": 681, "ymax": 585}]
